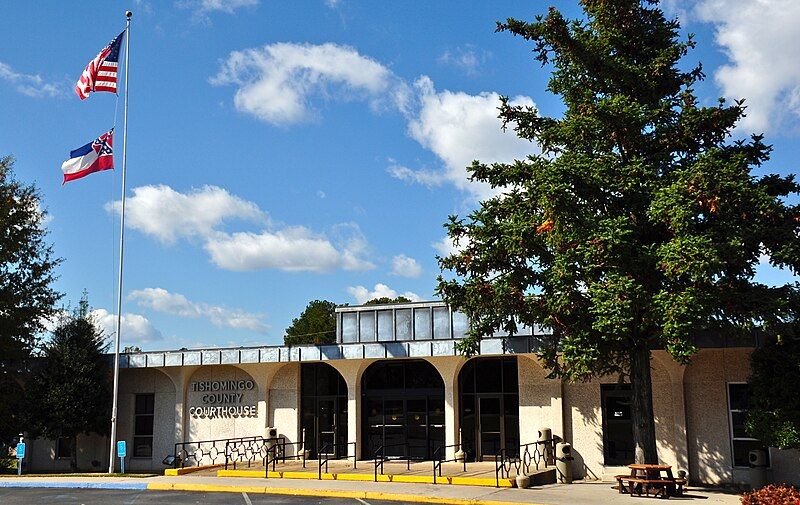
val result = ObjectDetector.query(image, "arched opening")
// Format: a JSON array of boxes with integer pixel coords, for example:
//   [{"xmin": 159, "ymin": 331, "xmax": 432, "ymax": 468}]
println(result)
[
  {"xmin": 459, "ymin": 357, "xmax": 519, "ymax": 461},
  {"xmin": 300, "ymin": 363, "xmax": 347, "ymax": 459},
  {"xmin": 361, "ymin": 360, "xmax": 445, "ymax": 460}
]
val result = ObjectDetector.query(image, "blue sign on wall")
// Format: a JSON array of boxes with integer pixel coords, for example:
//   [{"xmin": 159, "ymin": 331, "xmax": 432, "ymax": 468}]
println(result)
[
  {"xmin": 117, "ymin": 440, "xmax": 126, "ymax": 458},
  {"xmin": 16, "ymin": 442, "xmax": 25, "ymax": 459}
]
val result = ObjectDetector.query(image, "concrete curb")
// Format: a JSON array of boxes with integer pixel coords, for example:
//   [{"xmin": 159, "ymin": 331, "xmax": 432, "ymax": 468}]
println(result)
[
  {"xmin": 216, "ymin": 468, "xmax": 514, "ymax": 487},
  {"xmin": 147, "ymin": 481, "xmax": 549, "ymax": 505},
  {"xmin": 0, "ymin": 481, "xmax": 148, "ymax": 490}
]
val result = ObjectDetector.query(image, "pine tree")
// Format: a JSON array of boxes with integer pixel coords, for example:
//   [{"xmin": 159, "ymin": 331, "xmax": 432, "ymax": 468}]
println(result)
[
  {"xmin": 25, "ymin": 293, "xmax": 112, "ymax": 471},
  {"xmin": 437, "ymin": 0, "xmax": 800, "ymax": 463},
  {"xmin": 0, "ymin": 156, "xmax": 61, "ymax": 447}
]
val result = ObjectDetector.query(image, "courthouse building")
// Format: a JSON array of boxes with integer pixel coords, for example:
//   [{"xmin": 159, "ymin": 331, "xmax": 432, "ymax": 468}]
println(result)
[{"xmin": 25, "ymin": 300, "xmax": 799, "ymax": 487}]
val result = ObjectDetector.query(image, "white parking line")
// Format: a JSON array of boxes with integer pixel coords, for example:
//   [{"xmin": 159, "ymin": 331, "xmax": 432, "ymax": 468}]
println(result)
[
  {"xmin": 242, "ymin": 491, "xmax": 253, "ymax": 505},
  {"xmin": 356, "ymin": 498, "xmax": 371, "ymax": 505}
]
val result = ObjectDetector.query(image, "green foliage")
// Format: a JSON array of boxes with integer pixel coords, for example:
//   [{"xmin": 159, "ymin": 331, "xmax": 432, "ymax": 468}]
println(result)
[
  {"xmin": 437, "ymin": 0, "xmax": 799, "ymax": 378},
  {"xmin": 364, "ymin": 296, "xmax": 412, "ymax": 305},
  {"xmin": 436, "ymin": 0, "xmax": 799, "ymax": 462},
  {"xmin": 0, "ymin": 156, "xmax": 62, "ymax": 446},
  {"xmin": 24, "ymin": 293, "xmax": 111, "ymax": 470},
  {"xmin": 284, "ymin": 300, "xmax": 337, "ymax": 346},
  {"xmin": 746, "ymin": 337, "xmax": 800, "ymax": 449}
]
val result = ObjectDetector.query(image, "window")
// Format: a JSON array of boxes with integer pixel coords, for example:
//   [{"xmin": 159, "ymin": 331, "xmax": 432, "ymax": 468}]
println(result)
[
  {"xmin": 395, "ymin": 309, "xmax": 412, "ymax": 340},
  {"xmin": 56, "ymin": 437, "xmax": 73, "ymax": 459},
  {"xmin": 133, "ymin": 393, "xmax": 155, "ymax": 458},
  {"xmin": 414, "ymin": 308, "xmax": 431, "ymax": 340},
  {"xmin": 341, "ymin": 313, "xmax": 357, "ymax": 343},
  {"xmin": 359, "ymin": 311, "xmax": 376, "ymax": 342},
  {"xmin": 377, "ymin": 310, "xmax": 393, "ymax": 341},
  {"xmin": 728, "ymin": 383, "xmax": 769, "ymax": 468},
  {"xmin": 432, "ymin": 307, "xmax": 451, "ymax": 340}
]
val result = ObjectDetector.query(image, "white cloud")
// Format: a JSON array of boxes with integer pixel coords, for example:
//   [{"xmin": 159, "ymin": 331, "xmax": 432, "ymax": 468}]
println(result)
[
  {"xmin": 398, "ymin": 76, "xmax": 538, "ymax": 201},
  {"xmin": 106, "ymin": 184, "xmax": 265, "ymax": 244},
  {"xmin": 211, "ymin": 42, "xmax": 410, "ymax": 124},
  {"xmin": 391, "ymin": 254, "xmax": 422, "ymax": 278},
  {"xmin": 108, "ymin": 184, "xmax": 372, "ymax": 273},
  {"xmin": 324, "ymin": 0, "xmax": 341, "ymax": 7},
  {"xmin": 178, "ymin": 0, "xmax": 258, "ymax": 20},
  {"xmin": 129, "ymin": 287, "xmax": 269, "ymax": 333},
  {"xmin": 90, "ymin": 309, "xmax": 163, "ymax": 345},
  {"xmin": 438, "ymin": 46, "xmax": 491, "ymax": 76},
  {"xmin": 0, "ymin": 61, "xmax": 62, "ymax": 98},
  {"xmin": 204, "ymin": 225, "xmax": 373, "ymax": 272},
  {"xmin": 347, "ymin": 283, "xmax": 422, "ymax": 305},
  {"xmin": 386, "ymin": 159, "xmax": 444, "ymax": 188},
  {"xmin": 695, "ymin": 0, "xmax": 800, "ymax": 132},
  {"xmin": 432, "ymin": 235, "xmax": 466, "ymax": 257}
]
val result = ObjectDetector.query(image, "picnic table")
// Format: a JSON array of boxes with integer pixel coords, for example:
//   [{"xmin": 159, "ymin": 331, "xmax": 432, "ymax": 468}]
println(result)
[{"xmin": 615, "ymin": 464, "xmax": 686, "ymax": 498}]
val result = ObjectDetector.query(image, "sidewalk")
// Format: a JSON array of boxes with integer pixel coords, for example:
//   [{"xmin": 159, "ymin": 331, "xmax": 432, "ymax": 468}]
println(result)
[{"xmin": 0, "ymin": 474, "xmax": 743, "ymax": 505}]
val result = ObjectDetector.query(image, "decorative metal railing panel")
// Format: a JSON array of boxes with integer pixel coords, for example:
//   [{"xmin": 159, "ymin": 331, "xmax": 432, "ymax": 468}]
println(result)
[{"xmin": 174, "ymin": 435, "xmax": 261, "ymax": 468}]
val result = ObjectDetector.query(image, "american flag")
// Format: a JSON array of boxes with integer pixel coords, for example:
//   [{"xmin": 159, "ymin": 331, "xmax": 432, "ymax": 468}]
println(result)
[{"xmin": 74, "ymin": 30, "xmax": 125, "ymax": 100}]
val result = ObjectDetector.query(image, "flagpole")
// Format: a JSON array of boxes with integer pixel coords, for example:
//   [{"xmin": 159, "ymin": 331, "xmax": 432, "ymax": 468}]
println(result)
[{"xmin": 108, "ymin": 10, "xmax": 131, "ymax": 474}]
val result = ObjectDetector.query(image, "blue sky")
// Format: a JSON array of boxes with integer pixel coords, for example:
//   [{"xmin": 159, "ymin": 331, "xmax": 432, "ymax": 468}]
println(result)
[{"xmin": 1, "ymin": 0, "xmax": 797, "ymax": 350}]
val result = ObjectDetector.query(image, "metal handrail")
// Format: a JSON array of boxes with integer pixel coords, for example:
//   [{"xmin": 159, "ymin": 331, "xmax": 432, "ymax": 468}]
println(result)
[
  {"xmin": 432, "ymin": 443, "xmax": 466, "ymax": 484},
  {"xmin": 318, "ymin": 442, "xmax": 357, "ymax": 479},
  {"xmin": 176, "ymin": 435, "xmax": 261, "ymax": 469},
  {"xmin": 519, "ymin": 437, "xmax": 558, "ymax": 474},
  {"xmin": 495, "ymin": 447, "xmax": 521, "ymax": 487},
  {"xmin": 264, "ymin": 439, "xmax": 307, "ymax": 476},
  {"xmin": 373, "ymin": 442, "xmax": 410, "ymax": 481},
  {"xmin": 224, "ymin": 436, "xmax": 278, "ymax": 470}
]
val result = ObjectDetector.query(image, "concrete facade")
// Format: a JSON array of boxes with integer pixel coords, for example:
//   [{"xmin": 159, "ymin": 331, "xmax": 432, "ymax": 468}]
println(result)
[{"xmin": 23, "ymin": 303, "xmax": 799, "ymax": 487}]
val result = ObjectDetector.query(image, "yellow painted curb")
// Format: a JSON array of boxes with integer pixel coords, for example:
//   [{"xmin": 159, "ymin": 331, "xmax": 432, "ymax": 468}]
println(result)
[
  {"xmin": 216, "ymin": 468, "xmax": 513, "ymax": 487},
  {"xmin": 164, "ymin": 464, "xmax": 222, "ymax": 476},
  {"xmin": 147, "ymin": 481, "xmax": 548, "ymax": 505}
]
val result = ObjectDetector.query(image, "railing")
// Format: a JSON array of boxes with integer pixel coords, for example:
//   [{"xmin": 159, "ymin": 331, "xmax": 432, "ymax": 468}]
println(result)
[
  {"xmin": 494, "ymin": 438, "xmax": 559, "ymax": 487},
  {"xmin": 432, "ymin": 443, "xmax": 466, "ymax": 484},
  {"xmin": 318, "ymin": 442, "xmax": 357, "ymax": 479},
  {"xmin": 495, "ymin": 447, "xmax": 521, "ymax": 487},
  {"xmin": 264, "ymin": 439, "xmax": 307, "ymax": 476},
  {"xmin": 373, "ymin": 442, "xmax": 410, "ymax": 482},
  {"xmin": 520, "ymin": 438, "xmax": 558, "ymax": 474},
  {"xmin": 225, "ymin": 436, "xmax": 272, "ymax": 470},
  {"xmin": 174, "ymin": 435, "xmax": 262, "ymax": 468}
]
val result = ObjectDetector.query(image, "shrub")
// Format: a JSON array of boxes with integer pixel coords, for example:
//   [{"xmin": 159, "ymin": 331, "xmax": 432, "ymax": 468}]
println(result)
[{"xmin": 741, "ymin": 484, "xmax": 800, "ymax": 505}]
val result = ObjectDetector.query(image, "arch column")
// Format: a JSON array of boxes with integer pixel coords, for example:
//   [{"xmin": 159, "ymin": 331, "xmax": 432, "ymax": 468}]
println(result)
[
  {"xmin": 235, "ymin": 363, "xmax": 283, "ymax": 438},
  {"xmin": 328, "ymin": 360, "xmax": 372, "ymax": 460},
  {"xmin": 429, "ymin": 356, "xmax": 465, "ymax": 460},
  {"xmin": 160, "ymin": 366, "xmax": 199, "ymax": 446}
]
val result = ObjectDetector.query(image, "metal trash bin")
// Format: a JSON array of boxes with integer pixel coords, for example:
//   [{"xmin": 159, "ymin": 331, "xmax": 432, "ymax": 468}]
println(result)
[
  {"xmin": 749, "ymin": 449, "xmax": 768, "ymax": 489},
  {"xmin": 555, "ymin": 442, "xmax": 574, "ymax": 484}
]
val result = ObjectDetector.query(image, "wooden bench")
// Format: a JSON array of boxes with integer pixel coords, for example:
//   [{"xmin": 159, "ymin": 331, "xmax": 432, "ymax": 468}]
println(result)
[{"xmin": 616, "ymin": 475, "xmax": 685, "ymax": 498}]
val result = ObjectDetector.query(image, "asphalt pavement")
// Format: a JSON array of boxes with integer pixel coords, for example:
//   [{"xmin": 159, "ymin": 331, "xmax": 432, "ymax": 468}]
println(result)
[{"xmin": 0, "ymin": 488, "xmax": 413, "ymax": 505}]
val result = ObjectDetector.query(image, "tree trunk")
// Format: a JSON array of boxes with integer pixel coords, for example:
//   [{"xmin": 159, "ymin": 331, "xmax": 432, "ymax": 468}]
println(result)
[
  {"xmin": 70, "ymin": 436, "xmax": 78, "ymax": 472},
  {"xmin": 629, "ymin": 344, "xmax": 658, "ymax": 464}
]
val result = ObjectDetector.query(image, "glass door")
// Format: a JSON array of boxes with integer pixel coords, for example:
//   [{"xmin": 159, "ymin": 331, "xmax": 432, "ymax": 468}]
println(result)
[
  {"xmin": 477, "ymin": 395, "xmax": 503, "ymax": 460},
  {"xmin": 317, "ymin": 398, "xmax": 337, "ymax": 457}
]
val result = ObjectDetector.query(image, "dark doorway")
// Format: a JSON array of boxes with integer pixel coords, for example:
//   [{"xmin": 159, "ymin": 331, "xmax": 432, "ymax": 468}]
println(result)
[
  {"xmin": 301, "ymin": 363, "xmax": 348, "ymax": 458},
  {"xmin": 601, "ymin": 384, "xmax": 634, "ymax": 466},
  {"xmin": 361, "ymin": 360, "xmax": 445, "ymax": 460},
  {"xmin": 459, "ymin": 357, "xmax": 519, "ymax": 461}
]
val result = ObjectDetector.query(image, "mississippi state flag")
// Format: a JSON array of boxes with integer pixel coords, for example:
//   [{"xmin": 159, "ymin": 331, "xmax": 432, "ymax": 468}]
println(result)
[
  {"xmin": 61, "ymin": 129, "xmax": 114, "ymax": 184},
  {"xmin": 75, "ymin": 31, "xmax": 124, "ymax": 100}
]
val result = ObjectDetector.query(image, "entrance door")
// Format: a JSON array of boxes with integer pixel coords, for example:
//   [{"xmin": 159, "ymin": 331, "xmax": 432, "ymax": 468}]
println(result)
[
  {"xmin": 601, "ymin": 384, "xmax": 634, "ymax": 465},
  {"xmin": 477, "ymin": 396, "xmax": 503, "ymax": 460},
  {"xmin": 317, "ymin": 398, "xmax": 338, "ymax": 457}
]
